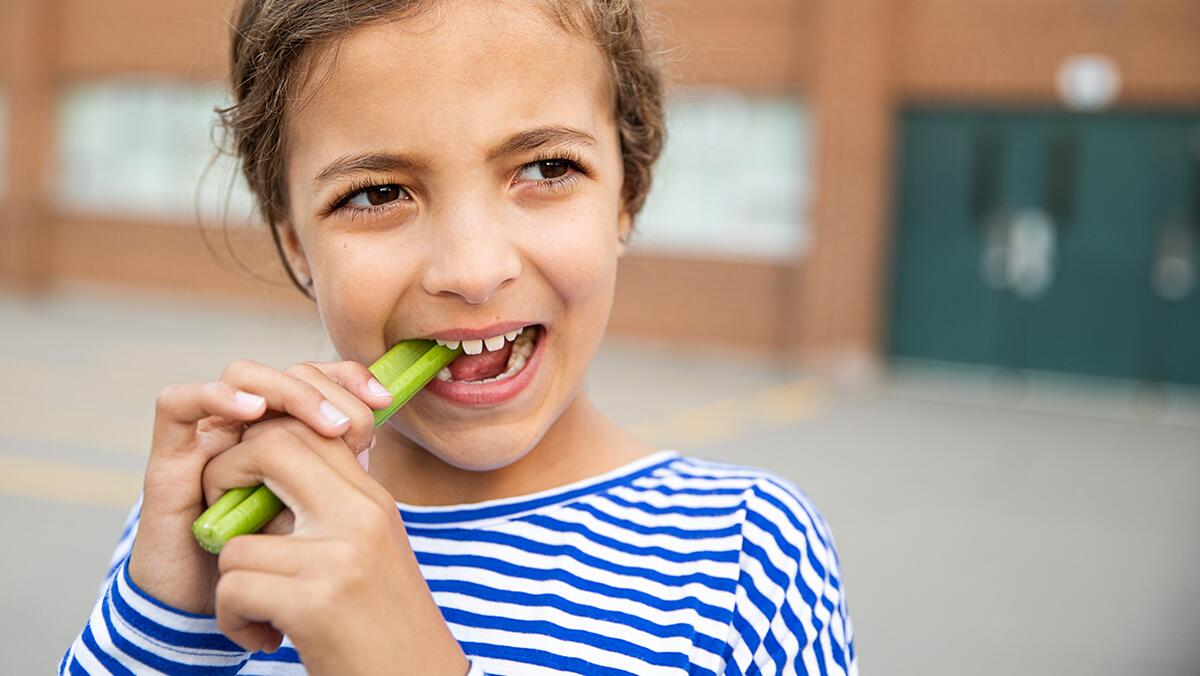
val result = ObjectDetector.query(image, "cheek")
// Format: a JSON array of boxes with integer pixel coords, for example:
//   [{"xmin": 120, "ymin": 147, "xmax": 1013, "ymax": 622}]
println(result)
[
  {"xmin": 528, "ymin": 205, "xmax": 620, "ymax": 307},
  {"xmin": 311, "ymin": 236, "xmax": 419, "ymax": 354}
]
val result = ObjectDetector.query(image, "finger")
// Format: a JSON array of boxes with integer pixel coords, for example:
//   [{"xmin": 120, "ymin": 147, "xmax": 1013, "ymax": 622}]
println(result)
[
  {"xmin": 201, "ymin": 418, "xmax": 364, "ymax": 520},
  {"xmin": 284, "ymin": 362, "xmax": 378, "ymax": 454},
  {"xmin": 151, "ymin": 381, "xmax": 267, "ymax": 459},
  {"xmin": 218, "ymin": 359, "xmax": 353, "ymax": 439},
  {"xmin": 215, "ymin": 570, "xmax": 291, "ymax": 653},
  {"xmin": 218, "ymin": 534, "xmax": 310, "ymax": 576},
  {"xmin": 247, "ymin": 416, "xmax": 396, "ymax": 509},
  {"xmin": 296, "ymin": 360, "xmax": 394, "ymax": 412}
]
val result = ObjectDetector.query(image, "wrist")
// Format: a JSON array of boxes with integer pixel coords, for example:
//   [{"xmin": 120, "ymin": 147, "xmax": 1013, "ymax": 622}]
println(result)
[
  {"xmin": 127, "ymin": 543, "xmax": 216, "ymax": 616},
  {"xmin": 111, "ymin": 557, "xmax": 250, "ymax": 658}
]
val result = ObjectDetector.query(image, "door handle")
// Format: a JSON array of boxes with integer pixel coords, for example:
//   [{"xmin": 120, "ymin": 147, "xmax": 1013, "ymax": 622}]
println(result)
[
  {"xmin": 1152, "ymin": 215, "xmax": 1197, "ymax": 301},
  {"xmin": 978, "ymin": 208, "xmax": 1058, "ymax": 299}
]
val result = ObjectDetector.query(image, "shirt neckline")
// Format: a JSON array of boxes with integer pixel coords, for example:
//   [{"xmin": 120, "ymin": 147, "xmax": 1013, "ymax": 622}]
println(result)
[{"xmin": 395, "ymin": 449, "xmax": 681, "ymax": 527}]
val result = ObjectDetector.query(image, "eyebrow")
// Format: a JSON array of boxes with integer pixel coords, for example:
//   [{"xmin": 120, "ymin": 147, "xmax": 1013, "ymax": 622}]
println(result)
[
  {"xmin": 311, "ymin": 125, "xmax": 597, "ymax": 190},
  {"xmin": 312, "ymin": 152, "xmax": 429, "ymax": 190},
  {"xmin": 485, "ymin": 125, "xmax": 597, "ymax": 161}
]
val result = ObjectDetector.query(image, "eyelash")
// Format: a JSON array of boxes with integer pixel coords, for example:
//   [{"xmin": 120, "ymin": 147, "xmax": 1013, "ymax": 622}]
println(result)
[{"xmin": 325, "ymin": 151, "xmax": 591, "ymax": 220}]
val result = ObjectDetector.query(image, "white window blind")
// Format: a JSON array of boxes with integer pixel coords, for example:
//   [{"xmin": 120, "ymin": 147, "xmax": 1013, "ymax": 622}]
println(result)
[
  {"xmin": 633, "ymin": 88, "xmax": 811, "ymax": 259},
  {"xmin": 56, "ymin": 80, "xmax": 254, "ymax": 222}
]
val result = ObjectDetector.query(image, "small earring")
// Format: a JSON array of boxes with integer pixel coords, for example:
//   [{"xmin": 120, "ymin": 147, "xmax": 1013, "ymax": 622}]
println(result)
[{"xmin": 618, "ymin": 232, "xmax": 629, "ymax": 244}]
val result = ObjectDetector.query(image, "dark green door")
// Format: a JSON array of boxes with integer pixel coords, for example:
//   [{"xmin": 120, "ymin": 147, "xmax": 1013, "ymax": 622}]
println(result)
[{"xmin": 888, "ymin": 110, "xmax": 1200, "ymax": 385}]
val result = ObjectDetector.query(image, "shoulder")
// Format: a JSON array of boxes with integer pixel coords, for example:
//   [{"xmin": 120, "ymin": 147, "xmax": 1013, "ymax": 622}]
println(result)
[
  {"xmin": 652, "ymin": 455, "xmax": 835, "ymax": 537},
  {"xmin": 648, "ymin": 454, "xmax": 842, "ymax": 579},
  {"xmin": 668, "ymin": 457, "xmax": 856, "ymax": 668}
]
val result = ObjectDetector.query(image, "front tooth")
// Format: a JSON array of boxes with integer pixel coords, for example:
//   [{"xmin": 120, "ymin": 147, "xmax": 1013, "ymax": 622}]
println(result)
[
  {"xmin": 462, "ymin": 339, "xmax": 483, "ymax": 355},
  {"xmin": 504, "ymin": 330, "xmax": 518, "ymax": 341},
  {"xmin": 436, "ymin": 367, "xmax": 452, "ymax": 381},
  {"xmin": 446, "ymin": 340, "xmax": 461, "ymax": 350},
  {"xmin": 435, "ymin": 339, "xmax": 447, "ymax": 347},
  {"xmin": 484, "ymin": 334, "xmax": 506, "ymax": 352}
]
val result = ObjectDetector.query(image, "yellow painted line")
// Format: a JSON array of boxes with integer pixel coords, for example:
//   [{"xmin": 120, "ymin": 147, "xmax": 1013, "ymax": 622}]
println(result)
[
  {"xmin": 0, "ymin": 378, "xmax": 825, "ymax": 508},
  {"xmin": 629, "ymin": 378, "xmax": 827, "ymax": 450},
  {"xmin": 0, "ymin": 454, "xmax": 141, "ymax": 510},
  {"xmin": 756, "ymin": 380, "xmax": 827, "ymax": 426}
]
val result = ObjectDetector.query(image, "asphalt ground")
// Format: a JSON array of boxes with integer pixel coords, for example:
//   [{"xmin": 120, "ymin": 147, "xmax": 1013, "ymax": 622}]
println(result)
[{"xmin": 2, "ymin": 283, "xmax": 1199, "ymax": 675}]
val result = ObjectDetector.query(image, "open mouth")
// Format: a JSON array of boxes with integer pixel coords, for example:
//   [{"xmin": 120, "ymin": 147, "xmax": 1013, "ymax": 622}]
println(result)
[
  {"xmin": 422, "ymin": 324, "xmax": 545, "ymax": 407},
  {"xmin": 434, "ymin": 324, "xmax": 538, "ymax": 384}
]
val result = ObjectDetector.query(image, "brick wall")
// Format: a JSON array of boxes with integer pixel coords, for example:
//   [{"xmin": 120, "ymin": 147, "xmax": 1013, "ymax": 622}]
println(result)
[{"xmin": 3, "ymin": 0, "xmax": 1199, "ymax": 356}]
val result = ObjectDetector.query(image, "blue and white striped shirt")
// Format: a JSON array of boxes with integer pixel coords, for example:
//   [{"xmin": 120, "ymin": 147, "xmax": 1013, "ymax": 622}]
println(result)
[{"xmin": 62, "ymin": 449, "xmax": 857, "ymax": 675}]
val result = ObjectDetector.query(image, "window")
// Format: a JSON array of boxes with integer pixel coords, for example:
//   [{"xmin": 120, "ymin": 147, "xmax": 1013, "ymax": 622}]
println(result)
[
  {"xmin": 56, "ymin": 80, "xmax": 254, "ymax": 222},
  {"xmin": 633, "ymin": 89, "xmax": 811, "ymax": 259}
]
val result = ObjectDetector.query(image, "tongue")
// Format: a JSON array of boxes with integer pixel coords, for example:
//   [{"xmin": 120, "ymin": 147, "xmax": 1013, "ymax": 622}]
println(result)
[{"xmin": 449, "ymin": 341, "xmax": 513, "ymax": 381}]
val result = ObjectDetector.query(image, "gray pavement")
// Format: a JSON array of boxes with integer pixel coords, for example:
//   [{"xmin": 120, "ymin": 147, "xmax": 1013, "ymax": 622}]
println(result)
[{"xmin": 2, "ymin": 283, "xmax": 1199, "ymax": 675}]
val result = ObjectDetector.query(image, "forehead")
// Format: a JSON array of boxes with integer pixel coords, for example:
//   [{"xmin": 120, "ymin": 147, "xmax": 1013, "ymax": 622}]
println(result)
[{"xmin": 285, "ymin": 0, "xmax": 613, "ymax": 176}]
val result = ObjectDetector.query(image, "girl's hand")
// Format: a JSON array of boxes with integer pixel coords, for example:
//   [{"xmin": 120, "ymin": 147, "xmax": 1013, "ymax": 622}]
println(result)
[
  {"xmin": 127, "ymin": 359, "xmax": 392, "ymax": 615},
  {"xmin": 203, "ymin": 417, "xmax": 469, "ymax": 675}
]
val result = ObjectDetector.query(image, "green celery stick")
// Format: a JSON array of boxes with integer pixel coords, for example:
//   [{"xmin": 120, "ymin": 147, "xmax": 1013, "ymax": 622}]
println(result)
[
  {"xmin": 191, "ymin": 486, "xmax": 255, "ymax": 538},
  {"xmin": 191, "ymin": 340, "xmax": 459, "ymax": 554},
  {"xmin": 371, "ymin": 343, "xmax": 460, "ymax": 424},
  {"xmin": 193, "ymin": 485, "xmax": 283, "ymax": 553}
]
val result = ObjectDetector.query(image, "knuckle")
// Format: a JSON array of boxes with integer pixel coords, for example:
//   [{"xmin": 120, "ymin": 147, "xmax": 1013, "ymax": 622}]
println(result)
[
  {"xmin": 340, "ymin": 360, "xmax": 373, "ymax": 379},
  {"xmin": 154, "ymin": 384, "xmax": 181, "ymax": 413},
  {"xmin": 215, "ymin": 608, "xmax": 237, "ymax": 637},
  {"xmin": 308, "ymin": 581, "xmax": 339, "ymax": 616},
  {"xmin": 200, "ymin": 380, "xmax": 226, "ymax": 400},
  {"xmin": 215, "ymin": 571, "xmax": 245, "ymax": 606},
  {"xmin": 354, "ymin": 499, "xmax": 393, "ymax": 535},
  {"xmin": 255, "ymin": 437, "xmax": 291, "ymax": 473},
  {"xmin": 326, "ymin": 540, "xmax": 358, "ymax": 570},
  {"xmin": 239, "ymin": 422, "xmax": 266, "ymax": 442},
  {"xmin": 240, "ymin": 417, "xmax": 279, "ymax": 442},
  {"xmin": 292, "ymin": 380, "xmax": 326, "ymax": 407},
  {"xmin": 283, "ymin": 362, "xmax": 320, "ymax": 380},
  {"xmin": 242, "ymin": 418, "xmax": 295, "ymax": 451},
  {"xmin": 220, "ymin": 359, "xmax": 259, "ymax": 381},
  {"xmin": 279, "ymin": 416, "xmax": 317, "ymax": 441}
]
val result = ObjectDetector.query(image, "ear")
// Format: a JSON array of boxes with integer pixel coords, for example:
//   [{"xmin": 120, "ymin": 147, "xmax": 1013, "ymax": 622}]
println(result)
[
  {"xmin": 276, "ymin": 220, "xmax": 312, "ymax": 285},
  {"xmin": 616, "ymin": 209, "xmax": 633, "ymax": 258}
]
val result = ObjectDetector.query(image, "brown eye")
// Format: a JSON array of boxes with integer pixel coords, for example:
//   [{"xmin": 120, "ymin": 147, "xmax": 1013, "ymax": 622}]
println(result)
[
  {"xmin": 346, "ymin": 184, "xmax": 407, "ymax": 209},
  {"xmin": 537, "ymin": 160, "xmax": 569, "ymax": 179},
  {"xmin": 517, "ymin": 159, "xmax": 574, "ymax": 182}
]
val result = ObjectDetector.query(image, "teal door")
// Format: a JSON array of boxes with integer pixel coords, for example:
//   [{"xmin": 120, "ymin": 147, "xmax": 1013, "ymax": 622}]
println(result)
[{"xmin": 888, "ymin": 110, "xmax": 1200, "ymax": 385}]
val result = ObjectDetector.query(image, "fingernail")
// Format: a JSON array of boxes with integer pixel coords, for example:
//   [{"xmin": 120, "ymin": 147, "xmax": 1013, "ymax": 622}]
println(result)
[
  {"xmin": 319, "ymin": 400, "xmax": 350, "ymax": 426},
  {"xmin": 234, "ymin": 390, "xmax": 266, "ymax": 410},
  {"xmin": 368, "ymin": 434, "xmax": 377, "ymax": 452},
  {"xmin": 366, "ymin": 378, "xmax": 391, "ymax": 399}
]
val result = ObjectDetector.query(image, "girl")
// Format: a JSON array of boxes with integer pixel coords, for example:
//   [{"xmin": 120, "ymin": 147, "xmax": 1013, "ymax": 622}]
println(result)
[{"xmin": 61, "ymin": 0, "xmax": 856, "ymax": 673}]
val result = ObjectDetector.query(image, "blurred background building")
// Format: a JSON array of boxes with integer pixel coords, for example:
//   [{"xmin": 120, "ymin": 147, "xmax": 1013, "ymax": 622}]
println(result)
[
  {"xmin": 2, "ymin": 1, "xmax": 1199, "ymax": 675},
  {"xmin": 2, "ymin": 0, "xmax": 1199, "ymax": 381}
]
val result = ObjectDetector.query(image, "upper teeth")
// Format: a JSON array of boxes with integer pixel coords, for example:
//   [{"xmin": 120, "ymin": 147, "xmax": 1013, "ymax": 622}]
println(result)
[{"xmin": 436, "ymin": 327, "xmax": 529, "ymax": 355}]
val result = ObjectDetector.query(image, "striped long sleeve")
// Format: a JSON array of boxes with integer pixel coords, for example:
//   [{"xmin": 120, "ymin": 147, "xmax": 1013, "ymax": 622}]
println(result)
[
  {"xmin": 61, "ymin": 450, "xmax": 855, "ymax": 674},
  {"xmin": 59, "ymin": 498, "xmax": 255, "ymax": 674},
  {"xmin": 718, "ymin": 479, "xmax": 855, "ymax": 675}
]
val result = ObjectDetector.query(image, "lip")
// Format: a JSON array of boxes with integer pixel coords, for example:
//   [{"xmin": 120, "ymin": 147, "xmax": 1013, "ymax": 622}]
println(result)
[
  {"xmin": 422, "ymin": 325, "xmax": 546, "ymax": 407},
  {"xmin": 425, "ymin": 320, "xmax": 539, "ymax": 342}
]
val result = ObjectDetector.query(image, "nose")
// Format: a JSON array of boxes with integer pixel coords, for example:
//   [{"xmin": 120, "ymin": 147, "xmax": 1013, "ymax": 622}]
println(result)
[{"xmin": 420, "ymin": 201, "xmax": 522, "ymax": 305}]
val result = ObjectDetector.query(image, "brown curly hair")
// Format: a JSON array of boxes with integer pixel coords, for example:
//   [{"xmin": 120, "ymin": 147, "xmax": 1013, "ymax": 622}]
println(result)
[{"xmin": 217, "ymin": 0, "xmax": 666, "ymax": 297}]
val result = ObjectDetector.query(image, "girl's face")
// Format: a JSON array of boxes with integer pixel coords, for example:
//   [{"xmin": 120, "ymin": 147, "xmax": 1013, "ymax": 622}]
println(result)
[{"xmin": 277, "ymin": 0, "xmax": 630, "ymax": 471}]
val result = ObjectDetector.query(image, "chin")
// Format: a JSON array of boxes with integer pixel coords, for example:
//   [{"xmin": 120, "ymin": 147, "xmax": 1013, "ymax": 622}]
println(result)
[{"xmin": 393, "ymin": 415, "xmax": 549, "ymax": 473}]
